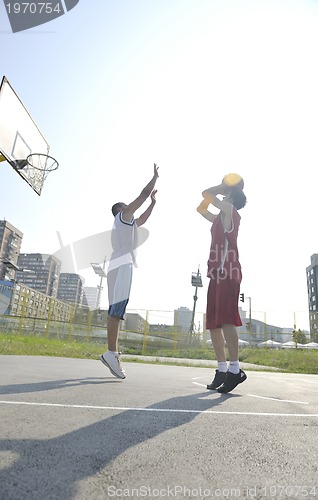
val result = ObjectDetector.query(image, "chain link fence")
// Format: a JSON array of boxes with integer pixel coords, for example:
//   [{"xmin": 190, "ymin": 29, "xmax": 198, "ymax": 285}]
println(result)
[{"xmin": 0, "ymin": 307, "xmax": 313, "ymax": 354}]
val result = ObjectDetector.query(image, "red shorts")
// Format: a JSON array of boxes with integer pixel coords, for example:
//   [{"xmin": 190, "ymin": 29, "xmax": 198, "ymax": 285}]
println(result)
[{"xmin": 206, "ymin": 274, "xmax": 242, "ymax": 330}]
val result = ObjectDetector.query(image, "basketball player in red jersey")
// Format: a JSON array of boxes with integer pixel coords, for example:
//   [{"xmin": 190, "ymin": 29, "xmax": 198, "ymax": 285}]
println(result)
[{"xmin": 197, "ymin": 179, "xmax": 247, "ymax": 393}]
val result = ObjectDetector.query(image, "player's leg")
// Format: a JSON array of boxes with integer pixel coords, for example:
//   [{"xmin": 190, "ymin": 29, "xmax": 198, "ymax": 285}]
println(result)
[
  {"xmin": 222, "ymin": 322, "xmax": 246, "ymax": 377},
  {"xmin": 222, "ymin": 324, "xmax": 239, "ymax": 363},
  {"xmin": 107, "ymin": 315, "xmax": 121, "ymax": 352},
  {"xmin": 100, "ymin": 268, "xmax": 126, "ymax": 379},
  {"xmin": 207, "ymin": 327, "xmax": 228, "ymax": 389},
  {"xmin": 100, "ymin": 312, "xmax": 126, "ymax": 379},
  {"xmin": 206, "ymin": 277, "xmax": 227, "ymax": 389},
  {"xmin": 214, "ymin": 277, "xmax": 247, "ymax": 393},
  {"xmin": 106, "ymin": 266, "xmax": 122, "ymax": 352},
  {"xmin": 100, "ymin": 265, "xmax": 133, "ymax": 379},
  {"xmin": 210, "ymin": 328, "xmax": 226, "ymax": 362}
]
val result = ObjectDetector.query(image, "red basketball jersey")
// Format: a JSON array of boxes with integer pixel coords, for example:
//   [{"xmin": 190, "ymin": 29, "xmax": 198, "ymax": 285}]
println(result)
[{"xmin": 207, "ymin": 206, "xmax": 242, "ymax": 283}]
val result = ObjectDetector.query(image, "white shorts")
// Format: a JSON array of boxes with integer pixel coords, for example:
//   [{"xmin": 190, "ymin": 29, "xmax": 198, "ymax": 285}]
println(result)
[{"xmin": 107, "ymin": 264, "xmax": 133, "ymax": 319}]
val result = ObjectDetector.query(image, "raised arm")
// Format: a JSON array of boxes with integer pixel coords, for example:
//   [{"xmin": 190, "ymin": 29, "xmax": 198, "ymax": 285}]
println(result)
[
  {"xmin": 136, "ymin": 190, "xmax": 157, "ymax": 226},
  {"xmin": 196, "ymin": 198, "xmax": 217, "ymax": 223},
  {"xmin": 202, "ymin": 182, "xmax": 232, "ymax": 215},
  {"xmin": 122, "ymin": 164, "xmax": 159, "ymax": 222}
]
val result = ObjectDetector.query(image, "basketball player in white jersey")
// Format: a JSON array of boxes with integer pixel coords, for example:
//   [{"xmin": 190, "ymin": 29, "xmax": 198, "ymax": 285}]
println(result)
[{"xmin": 100, "ymin": 164, "xmax": 159, "ymax": 379}]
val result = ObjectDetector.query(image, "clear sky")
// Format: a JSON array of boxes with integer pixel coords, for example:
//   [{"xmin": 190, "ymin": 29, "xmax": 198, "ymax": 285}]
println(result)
[{"xmin": 1, "ymin": 0, "xmax": 318, "ymax": 330}]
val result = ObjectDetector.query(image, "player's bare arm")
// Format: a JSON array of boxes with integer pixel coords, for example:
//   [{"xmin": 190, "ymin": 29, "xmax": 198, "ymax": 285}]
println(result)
[
  {"xmin": 202, "ymin": 182, "xmax": 233, "ymax": 231},
  {"xmin": 202, "ymin": 183, "xmax": 232, "ymax": 214},
  {"xmin": 197, "ymin": 198, "xmax": 217, "ymax": 223},
  {"xmin": 122, "ymin": 164, "xmax": 159, "ymax": 223},
  {"xmin": 136, "ymin": 190, "xmax": 157, "ymax": 227}
]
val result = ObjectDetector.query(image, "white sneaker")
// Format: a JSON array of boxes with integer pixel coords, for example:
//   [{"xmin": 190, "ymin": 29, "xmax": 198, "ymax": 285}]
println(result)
[{"xmin": 100, "ymin": 351, "xmax": 126, "ymax": 379}]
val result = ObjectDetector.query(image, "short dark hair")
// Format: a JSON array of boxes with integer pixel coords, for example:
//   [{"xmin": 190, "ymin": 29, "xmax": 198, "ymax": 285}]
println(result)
[
  {"xmin": 230, "ymin": 188, "xmax": 247, "ymax": 210},
  {"xmin": 111, "ymin": 202, "xmax": 125, "ymax": 216}
]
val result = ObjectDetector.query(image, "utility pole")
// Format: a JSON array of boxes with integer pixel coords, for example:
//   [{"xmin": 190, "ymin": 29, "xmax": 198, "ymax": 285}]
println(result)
[
  {"xmin": 189, "ymin": 266, "xmax": 203, "ymax": 341},
  {"xmin": 247, "ymin": 296, "xmax": 252, "ymax": 333},
  {"xmin": 240, "ymin": 293, "xmax": 252, "ymax": 333}
]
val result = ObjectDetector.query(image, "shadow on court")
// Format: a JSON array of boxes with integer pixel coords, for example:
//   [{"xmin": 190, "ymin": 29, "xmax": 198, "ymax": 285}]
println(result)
[
  {"xmin": 0, "ymin": 377, "xmax": 118, "ymax": 395},
  {"xmin": 0, "ymin": 386, "xmax": 237, "ymax": 499}
]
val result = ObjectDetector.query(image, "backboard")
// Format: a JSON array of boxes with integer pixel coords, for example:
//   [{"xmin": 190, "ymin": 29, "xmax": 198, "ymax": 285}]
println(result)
[{"xmin": 0, "ymin": 76, "xmax": 51, "ymax": 195}]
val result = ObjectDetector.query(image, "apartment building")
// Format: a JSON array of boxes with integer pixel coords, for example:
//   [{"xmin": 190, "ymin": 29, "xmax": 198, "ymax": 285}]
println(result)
[
  {"xmin": 16, "ymin": 253, "xmax": 61, "ymax": 298},
  {"xmin": 82, "ymin": 286, "xmax": 99, "ymax": 310},
  {"xmin": 0, "ymin": 220, "xmax": 23, "ymax": 280},
  {"xmin": 174, "ymin": 306, "xmax": 192, "ymax": 333},
  {"xmin": 57, "ymin": 273, "xmax": 84, "ymax": 305},
  {"xmin": 306, "ymin": 254, "xmax": 318, "ymax": 339},
  {"xmin": 9, "ymin": 281, "xmax": 72, "ymax": 321}
]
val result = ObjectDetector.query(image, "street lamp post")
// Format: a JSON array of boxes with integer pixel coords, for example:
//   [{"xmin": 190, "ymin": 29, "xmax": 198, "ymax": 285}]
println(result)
[
  {"xmin": 246, "ymin": 296, "xmax": 252, "ymax": 333},
  {"xmin": 189, "ymin": 267, "xmax": 203, "ymax": 341},
  {"xmin": 91, "ymin": 258, "xmax": 107, "ymax": 310}
]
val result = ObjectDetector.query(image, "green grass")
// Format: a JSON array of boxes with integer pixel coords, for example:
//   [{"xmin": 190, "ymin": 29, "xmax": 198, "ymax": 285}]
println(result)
[
  {"xmin": 0, "ymin": 332, "xmax": 318, "ymax": 374},
  {"xmin": 239, "ymin": 347, "xmax": 318, "ymax": 374},
  {"xmin": 0, "ymin": 332, "xmax": 102, "ymax": 359}
]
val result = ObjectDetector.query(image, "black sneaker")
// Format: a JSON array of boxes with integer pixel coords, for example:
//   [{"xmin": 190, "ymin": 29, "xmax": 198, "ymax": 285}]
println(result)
[
  {"xmin": 217, "ymin": 369, "xmax": 247, "ymax": 393},
  {"xmin": 207, "ymin": 370, "xmax": 227, "ymax": 390}
]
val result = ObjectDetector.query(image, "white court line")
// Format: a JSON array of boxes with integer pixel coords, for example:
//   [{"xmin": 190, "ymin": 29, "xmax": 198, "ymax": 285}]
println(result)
[
  {"xmin": 247, "ymin": 394, "xmax": 309, "ymax": 405},
  {"xmin": 194, "ymin": 384, "xmax": 310, "ymax": 405},
  {"xmin": 192, "ymin": 381, "xmax": 206, "ymax": 387},
  {"xmin": 0, "ymin": 400, "xmax": 317, "ymax": 417},
  {"xmin": 192, "ymin": 379, "xmax": 310, "ymax": 405}
]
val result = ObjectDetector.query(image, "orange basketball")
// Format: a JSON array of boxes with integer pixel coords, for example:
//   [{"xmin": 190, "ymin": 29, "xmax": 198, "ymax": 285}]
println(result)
[{"xmin": 223, "ymin": 173, "xmax": 244, "ymax": 190}]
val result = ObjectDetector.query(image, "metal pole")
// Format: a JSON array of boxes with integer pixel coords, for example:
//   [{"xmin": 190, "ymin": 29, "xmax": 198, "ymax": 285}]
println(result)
[
  {"xmin": 189, "ymin": 286, "xmax": 198, "ymax": 337},
  {"xmin": 189, "ymin": 267, "xmax": 202, "ymax": 341},
  {"xmin": 96, "ymin": 274, "xmax": 103, "ymax": 310},
  {"xmin": 95, "ymin": 257, "xmax": 107, "ymax": 310},
  {"xmin": 248, "ymin": 296, "xmax": 252, "ymax": 333},
  {"xmin": 245, "ymin": 296, "xmax": 252, "ymax": 333},
  {"xmin": 7, "ymin": 280, "xmax": 15, "ymax": 316}
]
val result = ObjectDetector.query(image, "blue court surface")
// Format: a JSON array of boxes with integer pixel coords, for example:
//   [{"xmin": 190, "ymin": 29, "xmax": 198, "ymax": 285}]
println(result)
[{"xmin": 0, "ymin": 355, "xmax": 317, "ymax": 500}]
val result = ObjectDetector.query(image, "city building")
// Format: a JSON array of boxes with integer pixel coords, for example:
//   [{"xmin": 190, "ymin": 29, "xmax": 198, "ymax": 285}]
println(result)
[
  {"xmin": 82, "ymin": 286, "xmax": 99, "ymax": 310},
  {"xmin": 204, "ymin": 308, "xmax": 296, "ymax": 344},
  {"xmin": 16, "ymin": 253, "xmax": 61, "ymax": 298},
  {"xmin": 237, "ymin": 307, "xmax": 247, "ymax": 334},
  {"xmin": 306, "ymin": 254, "xmax": 318, "ymax": 340},
  {"xmin": 239, "ymin": 319, "xmax": 293, "ymax": 343},
  {"xmin": 174, "ymin": 306, "xmax": 192, "ymax": 333},
  {"xmin": 149, "ymin": 323, "xmax": 174, "ymax": 334},
  {"xmin": 4, "ymin": 279, "xmax": 72, "ymax": 321},
  {"xmin": 124, "ymin": 312, "xmax": 146, "ymax": 333},
  {"xmin": 57, "ymin": 273, "xmax": 84, "ymax": 305},
  {"xmin": 0, "ymin": 220, "xmax": 23, "ymax": 280}
]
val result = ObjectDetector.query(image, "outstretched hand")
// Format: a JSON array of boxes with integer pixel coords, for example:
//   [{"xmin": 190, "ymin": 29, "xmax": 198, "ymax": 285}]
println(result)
[{"xmin": 154, "ymin": 163, "xmax": 159, "ymax": 178}]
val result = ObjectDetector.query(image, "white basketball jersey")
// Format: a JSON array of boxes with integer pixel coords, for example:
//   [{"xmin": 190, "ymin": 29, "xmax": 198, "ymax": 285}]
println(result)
[{"xmin": 107, "ymin": 212, "xmax": 138, "ymax": 271}]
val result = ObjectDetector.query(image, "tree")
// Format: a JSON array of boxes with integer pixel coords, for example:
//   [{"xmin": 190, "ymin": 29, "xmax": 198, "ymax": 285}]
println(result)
[{"xmin": 292, "ymin": 329, "xmax": 307, "ymax": 345}]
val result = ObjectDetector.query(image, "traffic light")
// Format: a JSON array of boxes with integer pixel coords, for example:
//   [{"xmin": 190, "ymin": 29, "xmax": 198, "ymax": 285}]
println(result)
[{"xmin": 240, "ymin": 293, "xmax": 244, "ymax": 302}]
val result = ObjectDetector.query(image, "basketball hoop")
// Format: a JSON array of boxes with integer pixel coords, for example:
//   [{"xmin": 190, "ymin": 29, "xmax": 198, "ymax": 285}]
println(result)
[
  {"xmin": 26, "ymin": 153, "xmax": 59, "ymax": 173},
  {"xmin": 14, "ymin": 153, "xmax": 59, "ymax": 195},
  {"xmin": 15, "ymin": 153, "xmax": 59, "ymax": 174}
]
